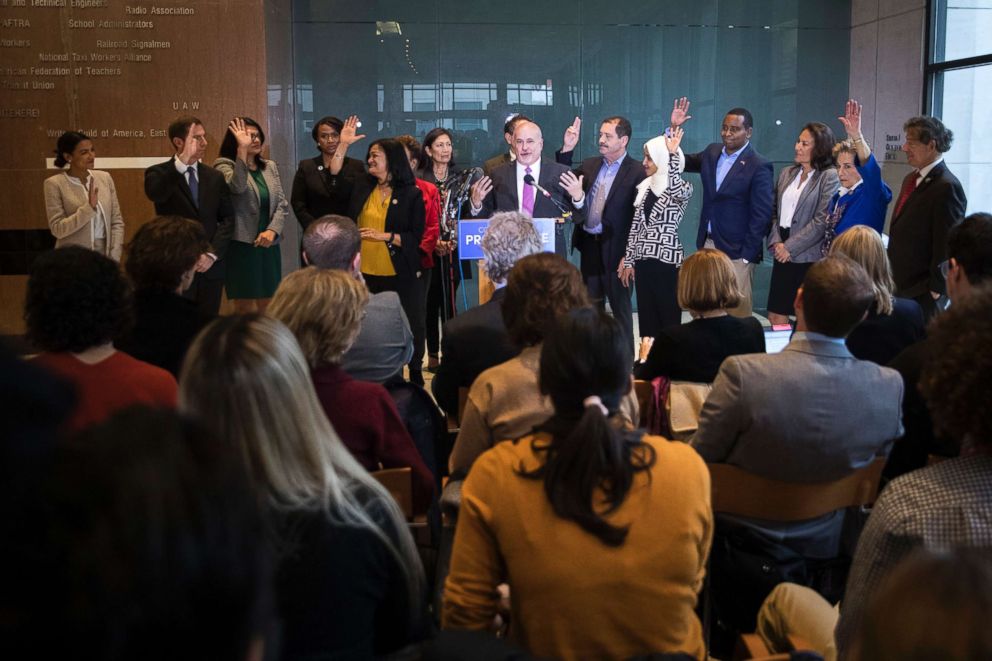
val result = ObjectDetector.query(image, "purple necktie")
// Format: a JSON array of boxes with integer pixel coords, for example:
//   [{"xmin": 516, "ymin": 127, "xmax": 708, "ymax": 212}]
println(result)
[{"xmin": 522, "ymin": 166, "xmax": 535, "ymax": 216}]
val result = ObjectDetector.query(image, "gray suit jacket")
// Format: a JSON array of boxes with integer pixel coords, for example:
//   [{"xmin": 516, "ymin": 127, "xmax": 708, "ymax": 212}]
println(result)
[
  {"xmin": 340, "ymin": 290, "xmax": 413, "ymax": 384},
  {"xmin": 692, "ymin": 336, "xmax": 904, "ymax": 482},
  {"xmin": 213, "ymin": 157, "xmax": 289, "ymax": 243},
  {"xmin": 768, "ymin": 166, "xmax": 840, "ymax": 263}
]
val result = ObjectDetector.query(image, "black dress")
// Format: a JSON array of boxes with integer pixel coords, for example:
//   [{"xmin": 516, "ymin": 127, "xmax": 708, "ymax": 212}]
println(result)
[{"xmin": 634, "ymin": 315, "xmax": 766, "ymax": 383}]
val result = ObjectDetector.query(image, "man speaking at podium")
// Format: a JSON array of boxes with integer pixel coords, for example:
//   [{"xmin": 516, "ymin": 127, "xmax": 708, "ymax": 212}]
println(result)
[{"xmin": 468, "ymin": 120, "xmax": 586, "ymax": 258}]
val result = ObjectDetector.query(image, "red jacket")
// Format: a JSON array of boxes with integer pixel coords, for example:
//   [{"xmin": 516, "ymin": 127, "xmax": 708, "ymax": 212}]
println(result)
[{"xmin": 415, "ymin": 178, "xmax": 440, "ymax": 269}]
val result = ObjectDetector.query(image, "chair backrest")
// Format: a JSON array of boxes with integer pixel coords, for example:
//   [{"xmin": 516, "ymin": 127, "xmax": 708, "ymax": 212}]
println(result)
[
  {"xmin": 633, "ymin": 379, "xmax": 652, "ymax": 428},
  {"xmin": 709, "ymin": 457, "xmax": 886, "ymax": 522},
  {"xmin": 372, "ymin": 467, "xmax": 413, "ymax": 520}
]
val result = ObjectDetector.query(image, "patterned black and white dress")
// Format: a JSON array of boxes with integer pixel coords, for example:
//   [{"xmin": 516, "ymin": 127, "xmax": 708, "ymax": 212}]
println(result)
[{"xmin": 623, "ymin": 152, "xmax": 693, "ymax": 337}]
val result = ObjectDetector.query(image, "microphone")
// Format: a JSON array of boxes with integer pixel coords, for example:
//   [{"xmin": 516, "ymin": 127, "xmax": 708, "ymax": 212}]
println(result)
[
  {"xmin": 523, "ymin": 173, "xmax": 571, "ymax": 217},
  {"xmin": 455, "ymin": 166, "xmax": 484, "ymax": 202}
]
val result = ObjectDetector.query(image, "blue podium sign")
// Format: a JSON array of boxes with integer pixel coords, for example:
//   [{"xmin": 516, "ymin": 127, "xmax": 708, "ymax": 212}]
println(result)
[{"xmin": 457, "ymin": 217, "xmax": 557, "ymax": 259}]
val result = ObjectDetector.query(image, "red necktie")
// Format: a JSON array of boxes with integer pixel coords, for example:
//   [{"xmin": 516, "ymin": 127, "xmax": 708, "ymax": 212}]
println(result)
[{"xmin": 893, "ymin": 171, "xmax": 918, "ymax": 217}]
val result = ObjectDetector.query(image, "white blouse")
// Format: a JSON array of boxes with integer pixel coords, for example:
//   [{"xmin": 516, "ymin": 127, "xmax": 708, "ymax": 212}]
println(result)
[{"xmin": 778, "ymin": 169, "xmax": 813, "ymax": 229}]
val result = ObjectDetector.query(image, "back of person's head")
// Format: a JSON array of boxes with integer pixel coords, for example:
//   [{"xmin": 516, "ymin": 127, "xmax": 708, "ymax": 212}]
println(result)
[
  {"xmin": 503, "ymin": 253, "xmax": 590, "ymax": 347},
  {"xmin": 268, "ymin": 267, "xmax": 368, "ymax": 368},
  {"xmin": 920, "ymin": 283, "xmax": 992, "ymax": 451},
  {"xmin": 677, "ymin": 248, "xmax": 741, "ymax": 313},
  {"xmin": 830, "ymin": 226, "xmax": 896, "ymax": 315},
  {"xmin": 125, "ymin": 216, "xmax": 210, "ymax": 292},
  {"xmin": 903, "ymin": 116, "xmax": 954, "ymax": 153},
  {"xmin": 852, "ymin": 549, "xmax": 992, "ymax": 661},
  {"xmin": 302, "ymin": 215, "xmax": 361, "ymax": 270},
  {"xmin": 799, "ymin": 255, "xmax": 874, "ymax": 337},
  {"xmin": 25, "ymin": 246, "xmax": 133, "ymax": 353},
  {"xmin": 179, "ymin": 315, "xmax": 424, "ymax": 612},
  {"xmin": 395, "ymin": 134, "xmax": 422, "ymax": 169},
  {"xmin": 19, "ymin": 407, "xmax": 270, "ymax": 661},
  {"xmin": 519, "ymin": 307, "xmax": 654, "ymax": 547},
  {"xmin": 948, "ymin": 212, "xmax": 992, "ymax": 286},
  {"xmin": 481, "ymin": 211, "xmax": 543, "ymax": 284}
]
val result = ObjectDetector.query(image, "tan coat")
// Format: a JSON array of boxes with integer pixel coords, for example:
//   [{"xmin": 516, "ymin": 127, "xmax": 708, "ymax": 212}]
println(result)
[{"xmin": 43, "ymin": 170, "xmax": 125, "ymax": 260}]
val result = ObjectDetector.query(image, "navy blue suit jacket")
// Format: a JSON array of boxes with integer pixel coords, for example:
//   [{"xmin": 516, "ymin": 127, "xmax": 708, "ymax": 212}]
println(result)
[{"xmin": 684, "ymin": 143, "xmax": 773, "ymax": 262}]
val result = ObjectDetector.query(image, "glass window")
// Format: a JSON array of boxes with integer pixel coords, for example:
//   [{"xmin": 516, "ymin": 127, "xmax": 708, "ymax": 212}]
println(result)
[
  {"xmin": 933, "ymin": 64, "xmax": 992, "ymax": 214},
  {"xmin": 931, "ymin": 0, "xmax": 992, "ymax": 63}
]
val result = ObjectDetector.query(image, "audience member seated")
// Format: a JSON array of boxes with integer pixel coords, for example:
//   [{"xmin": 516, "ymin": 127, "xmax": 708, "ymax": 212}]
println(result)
[
  {"xmin": 116, "ymin": 215, "xmax": 215, "ymax": 377},
  {"xmin": 7, "ymin": 407, "xmax": 270, "ymax": 660},
  {"xmin": 302, "ymin": 214, "xmax": 413, "ymax": 384},
  {"xmin": 268, "ymin": 266, "xmax": 434, "ymax": 515},
  {"xmin": 886, "ymin": 212, "xmax": 992, "ymax": 479},
  {"xmin": 431, "ymin": 211, "xmax": 543, "ymax": 418},
  {"xmin": 690, "ymin": 256, "xmax": 903, "ymax": 628},
  {"xmin": 448, "ymin": 253, "xmax": 591, "ymax": 477},
  {"xmin": 179, "ymin": 315, "xmax": 428, "ymax": 659},
  {"xmin": 27, "ymin": 246, "xmax": 177, "ymax": 432},
  {"xmin": 835, "ymin": 284, "xmax": 992, "ymax": 656},
  {"xmin": 757, "ymin": 548, "xmax": 992, "ymax": 661},
  {"xmin": 442, "ymin": 307, "xmax": 712, "ymax": 660},
  {"xmin": 634, "ymin": 248, "xmax": 764, "ymax": 383},
  {"xmin": 829, "ymin": 225, "xmax": 924, "ymax": 365}
]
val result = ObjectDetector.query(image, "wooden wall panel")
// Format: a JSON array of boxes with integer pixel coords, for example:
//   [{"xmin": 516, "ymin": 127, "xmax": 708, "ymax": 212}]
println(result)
[{"xmin": 0, "ymin": 0, "xmax": 267, "ymax": 335}]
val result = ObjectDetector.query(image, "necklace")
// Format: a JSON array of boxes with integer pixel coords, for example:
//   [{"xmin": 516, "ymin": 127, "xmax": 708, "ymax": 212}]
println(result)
[{"xmin": 433, "ymin": 163, "xmax": 448, "ymax": 182}]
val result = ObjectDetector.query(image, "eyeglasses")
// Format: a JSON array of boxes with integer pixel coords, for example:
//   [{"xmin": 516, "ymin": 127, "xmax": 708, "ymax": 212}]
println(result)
[{"xmin": 939, "ymin": 259, "xmax": 951, "ymax": 280}]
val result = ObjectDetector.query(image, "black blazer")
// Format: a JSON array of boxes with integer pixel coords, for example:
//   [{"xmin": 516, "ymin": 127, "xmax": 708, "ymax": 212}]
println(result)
[
  {"xmin": 144, "ymin": 158, "xmax": 234, "ymax": 278},
  {"xmin": 347, "ymin": 176, "xmax": 425, "ymax": 279},
  {"xmin": 845, "ymin": 297, "xmax": 925, "ymax": 367},
  {"xmin": 470, "ymin": 158, "xmax": 586, "ymax": 224},
  {"xmin": 887, "ymin": 161, "xmax": 967, "ymax": 298},
  {"xmin": 116, "ymin": 288, "xmax": 215, "ymax": 377},
  {"xmin": 569, "ymin": 153, "xmax": 644, "ymax": 269},
  {"xmin": 291, "ymin": 155, "xmax": 366, "ymax": 229},
  {"xmin": 634, "ymin": 315, "xmax": 766, "ymax": 383},
  {"xmin": 431, "ymin": 287, "xmax": 518, "ymax": 417}
]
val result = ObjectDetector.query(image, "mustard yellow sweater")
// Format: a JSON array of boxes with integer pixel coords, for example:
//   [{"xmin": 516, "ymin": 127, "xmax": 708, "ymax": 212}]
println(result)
[{"xmin": 443, "ymin": 432, "xmax": 713, "ymax": 660}]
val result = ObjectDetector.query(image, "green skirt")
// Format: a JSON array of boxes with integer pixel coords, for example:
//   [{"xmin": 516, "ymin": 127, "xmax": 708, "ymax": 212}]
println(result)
[{"xmin": 225, "ymin": 240, "xmax": 281, "ymax": 299}]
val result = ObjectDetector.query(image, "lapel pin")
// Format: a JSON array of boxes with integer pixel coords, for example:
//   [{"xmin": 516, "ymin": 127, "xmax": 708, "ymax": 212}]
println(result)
[
  {"xmin": 317, "ymin": 165, "xmax": 324, "ymax": 171},
  {"xmin": 392, "ymin": 199, "xmax": 398, "ymax": 205}
]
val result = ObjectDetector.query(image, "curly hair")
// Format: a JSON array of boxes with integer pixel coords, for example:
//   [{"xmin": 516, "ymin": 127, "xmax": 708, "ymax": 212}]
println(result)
[
  {"xmin": 125, "ymin": 216, "xmax": 210, "ymax": 291},
  {"xmin": 904, "ymin": 116, "xmax": 954, "ymax": 153},
  {"xmin": 503, "ymin": 253, "xmax": 590, "ymax": 347},
  {"xmin": 481, "ymin": 211, "xmax": 543, "ymax": 283},
  {"xmin": 267, "ymin": 267, "xmax": 369, "ymax": 367},
  {"xmin": 25, "ymin": 246, "xmax": 133, "ymax": 353},
  {"xmin": 920, "ymin": 283, "xmax": 992, "ymax": 448}
]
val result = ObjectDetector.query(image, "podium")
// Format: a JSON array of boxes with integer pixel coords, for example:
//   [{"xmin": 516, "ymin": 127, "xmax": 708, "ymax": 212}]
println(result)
[{"xmin": 457, "ymin": 217, "xmax": 559, "ymax": 305}]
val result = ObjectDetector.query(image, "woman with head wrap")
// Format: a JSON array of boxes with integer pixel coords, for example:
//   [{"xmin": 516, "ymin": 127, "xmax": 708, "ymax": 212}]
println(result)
[{"xmin": 619, "ymin": 126, "xmax": 693, "ymax": 340}]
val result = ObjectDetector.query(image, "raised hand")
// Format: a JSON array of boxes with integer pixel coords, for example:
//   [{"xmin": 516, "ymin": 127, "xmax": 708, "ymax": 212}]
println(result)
[
  {"xmin": 339, "ymin": 115, "xmax": 366, "ymax": 148},
  {"xmin": 229, "ymin": 117, "xmax": 252, "ymax": 149},
  {"xmin": 88, "ymin": 181, "xmax": 99, "ymax": 209},
  {"xmin": 665, "ymin": 125, "xmax": 684, "ymax": 153},
  {"xmin": 670, "ymin": 97, "xmax": 692, "ymax": 127},
  {"xmin": 470, "ymin": 176, "xmax": 493, "ymax": 208},
  {"xmin": 559, "ymin": 171, "xmax": 584, "ymax": 202},
  {"xmin": 178, "ymin": 125, "xmax": 200, "ymax": 165},
  {"xmin": 838, "ymin": 99, "xmax": 863, "ymax": 138},
  {"xmin": 562, "ymin": 116, "xmax": 581, "ymax": 152}
]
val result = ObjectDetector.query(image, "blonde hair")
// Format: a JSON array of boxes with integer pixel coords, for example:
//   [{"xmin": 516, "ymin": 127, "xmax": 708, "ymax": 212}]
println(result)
[
  {"xmin": 267, "ymin": 267, "xmax": 368, "ymax": 367},
  {"xmin": 833, "ymin": 138, "xmax": 858, "ymax": 159},
  {"xmin": 830, "ymin": 225, "xmax": 895, "ymax": 315},
  {"xmin": 677, "ymin": 248, "xmax": 742, "ymax": 313},
  {"xmin": 178, "ymin": 315, "xmax": 424, "ymax": 617}
]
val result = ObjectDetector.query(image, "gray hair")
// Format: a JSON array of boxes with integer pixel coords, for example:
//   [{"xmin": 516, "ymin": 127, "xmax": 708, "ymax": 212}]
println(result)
[
  {"xmin": 481, "ymin": 211, "xmax": 544, "ymax": 283},
  {"xmin": 301, "ymin": 215, "xmax": 360, "ymax": 270}
]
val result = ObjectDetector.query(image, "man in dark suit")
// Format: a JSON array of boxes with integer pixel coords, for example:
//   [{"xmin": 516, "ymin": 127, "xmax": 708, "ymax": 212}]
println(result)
[
  {"xmin": 468, "ymin": 120, "xmax": 586, "ymax": 259},
  {"xmin": 887, "ymin": 115, "xmax": 967, "ymax": 319},
  {"xmin": 670, "ymin": 99, "xmax": 774, "ymax": 317},
  {"xmin": 144, "ymin": 116, "xmax": 234, "ymax": 316},
  {"xmin": 557, "ymin": 116, "xmax": 643, "ymax": 349},
  {"xmin": 431, "ymin": 211, "xmax": 543, "ymax": 418}
]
